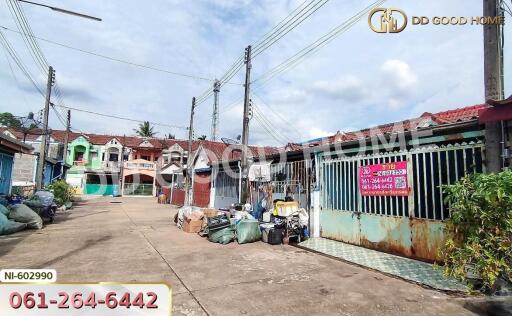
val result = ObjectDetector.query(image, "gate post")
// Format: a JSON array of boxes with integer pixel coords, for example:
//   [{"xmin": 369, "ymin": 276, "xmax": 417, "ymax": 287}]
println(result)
[{"xmin": 406, "ymin": 152, "xmax": 415, "ymax": 218}]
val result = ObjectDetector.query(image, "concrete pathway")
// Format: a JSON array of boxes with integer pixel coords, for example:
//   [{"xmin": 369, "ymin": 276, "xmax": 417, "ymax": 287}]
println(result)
[
  {"xmin": 0, "ymin": 196, "xmax": 503, "ymax": 315},
  {"xmin": 298, "ymin": 238, "xmax": 466, "ymax": 292}
]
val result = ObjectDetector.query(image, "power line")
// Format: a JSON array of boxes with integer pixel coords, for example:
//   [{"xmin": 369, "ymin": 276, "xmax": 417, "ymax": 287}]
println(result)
[
  {"xmin": 6, "ymin": 0, "xmax": 48, "ymax": 75},
  {"xmin": 1, "ymin": 37, "xmax": 32, "ymax": 109},
  {"xmin": 50, "ymin": 104, "xmax": 67, "ymax": 128},
  {"xmin": 253, "ymin": 0, "xmax": 386, "ymax": 87},
  {"xmin": 195, "ymin": 0, "xmax": 330, "ymax": 106},
  {"xmin": 51, "ymin": 103, "xmax": 188, "ymax": 130},
  {"xmin": 252, "ymin": 104, "xmax": 293, "ymax": 144},
  {"xmin": 252, "ymin": 92, "xmax": 303, "ymax": 139},
  {"xmin": 0, "ymin": 25, "xmax": 239, "ymax": 84},
  {"xmin": 0, "ymin": 29, "xmax": 44, "ymax": 95},
  {"xmin": 252, "ymin": 110, "xmax": 289, "ymax": 145},
  {"xmin": 252, "ymin": 0, "xmax": 330, "ymax": 58}
]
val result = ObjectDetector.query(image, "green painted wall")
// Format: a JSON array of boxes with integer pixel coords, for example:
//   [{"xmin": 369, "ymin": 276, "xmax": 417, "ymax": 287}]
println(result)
[
  {"xmin": 84, "ymin": 184, "xmax": 115, "ymax": 196},
  {"xmin": 89, "ymin": 145, "xmax": 102, "ymax": 169}
]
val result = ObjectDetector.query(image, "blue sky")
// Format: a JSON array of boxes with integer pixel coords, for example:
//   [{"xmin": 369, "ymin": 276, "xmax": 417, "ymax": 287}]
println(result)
[{"xmin": 0, "ymin": 0, "xmax": 511, "ymax": 145}]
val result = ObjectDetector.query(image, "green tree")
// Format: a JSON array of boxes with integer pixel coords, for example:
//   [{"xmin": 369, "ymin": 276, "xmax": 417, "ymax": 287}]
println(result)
[
  {"xmin": 134, "ymin": 121, "xmax": 157, "ymax": 137},
  {"xmin": 440, "ymin": 171, "xmax": 512, "ymax": 292},
  {"xmin": 167, "ymin": 133, "xmax": 175, "ymax": 139},
  {"xmin": 0, "ymin": 112, "xmax": 22, "ymax": 128}
]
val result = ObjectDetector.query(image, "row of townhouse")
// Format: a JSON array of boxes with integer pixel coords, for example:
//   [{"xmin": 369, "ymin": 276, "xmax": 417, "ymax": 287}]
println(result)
[
  {"xmin": 2, "ymin": 101, "xmax": 510, "ymax": 262},
  {"xmin": 0, "ymin": 127, "xmax": 277, "ymax": 202},
  {"xmin": 205, "ymin": 102, "xmax": 512, "ymax": 262},
  {"xmin": 1, "ymin": 127, "xmax": 70, "ymax": 192}
]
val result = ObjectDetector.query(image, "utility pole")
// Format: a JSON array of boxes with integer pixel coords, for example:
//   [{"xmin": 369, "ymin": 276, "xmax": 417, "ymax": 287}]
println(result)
[
  {"xmin": 60, "ymin": 109, "xmax": 70, "ymax": 178},
  {"xmin": 483, "ymin": 0, "xmax": 505, "ymax": 172},
  {"xmin": 240, "ymin": 45, "xmax": 252, "ymax": 203},
  {"xmin": 185, "ymin": 97, "xmax": 196, "ymax": 206},
  {"xmin": 35, "ymin": 66, "xmax": 54, "ymax": 190},
  {"xmin": 211, "ymin": 79, "xmax": 221, "ymax": 141}
]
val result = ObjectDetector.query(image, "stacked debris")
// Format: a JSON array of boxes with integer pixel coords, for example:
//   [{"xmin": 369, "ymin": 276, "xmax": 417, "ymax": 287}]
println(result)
[{"xmin": 174, "ymin": 200, "xmax": 309, "ymax": 246}]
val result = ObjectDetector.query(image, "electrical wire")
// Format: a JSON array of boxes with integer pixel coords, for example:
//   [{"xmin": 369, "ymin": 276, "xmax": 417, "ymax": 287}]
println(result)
[
  {"xmin": 251, "ymin": 0, "xmax": 330, "ymax": 58},
  {"xmin": 5, "ymin": 0, "xmax": 47, "ymax": 75},
  {"xmin": 195, "ymin": 0, "xmax": 330, "ymax": 106},
  {"xmin": 0, "ymin": 25, "xmax": 234, "ymax": 84},
  {"xmin": 51, "ymin": 103, "xmax": 188, "ymax": 130},
  {"xmin": 252, "ymin": 92, "xmax": 303, "ymax": 139},
  {"xmin": 252, "ymin": 110, "xmax": 289, "ymax": 145},
  {"xmin": 252, "ymin": 104, "xmax": 294, "ymax": 144},
  {"xmin": 253, "ymin": 0, "xmax": 385, "ymax": 87},
  {"xmin": 50, "ymin": 104, "xmax": 67, "ymax": 128},
  {"xmin": 1, "ymin": 36, "xmax": 32, "ymax": 109},
  {"xmin": 0, "ymin": 30, "xmax": 44, "ymax": 95}
]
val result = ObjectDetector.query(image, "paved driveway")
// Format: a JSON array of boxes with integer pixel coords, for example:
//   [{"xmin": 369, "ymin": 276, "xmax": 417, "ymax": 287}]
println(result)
[{"xmin": 0, "ymin": 197, "xmax": 501, "ymax": 315}]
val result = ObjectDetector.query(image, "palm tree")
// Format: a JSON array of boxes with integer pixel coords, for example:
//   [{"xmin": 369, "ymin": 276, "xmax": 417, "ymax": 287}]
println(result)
[{"xmin": 134, "ymin": 121, "xmax": 157, "ymax": 137}]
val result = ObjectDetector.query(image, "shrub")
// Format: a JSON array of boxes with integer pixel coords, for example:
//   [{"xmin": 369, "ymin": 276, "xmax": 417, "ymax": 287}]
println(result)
[
  {"xmin": 45, "ymin": 180, "xmax": 74, "ymax": 207},
  {"xmin": 440, "ymin": 171, "xmax": 512, "ymax": 292}
]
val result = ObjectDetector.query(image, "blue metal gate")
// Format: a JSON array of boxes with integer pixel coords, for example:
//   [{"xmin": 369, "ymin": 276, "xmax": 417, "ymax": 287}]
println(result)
[{"xmin": 319, "ymin": 141, "xmax": 485, "ymax": 261}]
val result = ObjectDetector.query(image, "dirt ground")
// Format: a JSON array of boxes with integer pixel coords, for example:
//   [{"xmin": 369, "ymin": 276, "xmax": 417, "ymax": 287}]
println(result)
[{"xmin": 0, "ymin": 196, "xmax": 509, "ymax": 315}]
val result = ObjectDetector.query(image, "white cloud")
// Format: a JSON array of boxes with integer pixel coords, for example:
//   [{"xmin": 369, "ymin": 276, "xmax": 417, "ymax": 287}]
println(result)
[
  {"xmin": 309, "ymin": 75, "xmax": 369, "ymax": 102},
  {"xmin": 308, "ymin": 127, "xmax": 333, "ymax": 139},
  {"xmin": 380, "ymin": 59, "xmax": 418, "ymax": 96},
  {"xmin": 0, "ymin": 0, "xmax": 508, "ymax": 145}
]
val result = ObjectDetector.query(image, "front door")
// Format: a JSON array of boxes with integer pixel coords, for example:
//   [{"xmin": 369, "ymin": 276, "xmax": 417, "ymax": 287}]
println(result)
[
  {"xmin": 193, "ymin": 172, "xmax": 211, "ymax": 207},
  {"xmin": 0, "ymin": 153, "xmax": 14, "ymax": 194}
]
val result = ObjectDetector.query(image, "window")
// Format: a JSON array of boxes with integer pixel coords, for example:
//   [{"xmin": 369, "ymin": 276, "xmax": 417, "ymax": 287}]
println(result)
[
  {"xmin": 75, "ymin": 152, "xmax": 84, "ymax": 161},
  {"xmin": 91, "ymin": 152, "xmax": 98, "ymax": 160},
  {"xmin": 141, "ymin": 155, "xmax": 150, "ymax": 161},
  {"xmin": 109, "ymin": 153, "xmax": 119, "ymax": 161}
]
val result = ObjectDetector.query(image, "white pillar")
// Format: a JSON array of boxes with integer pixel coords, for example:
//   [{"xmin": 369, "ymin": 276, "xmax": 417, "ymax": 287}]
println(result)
[{"xmin": 209, "ymin": 167, "xmax": 216, "ymax": 208}]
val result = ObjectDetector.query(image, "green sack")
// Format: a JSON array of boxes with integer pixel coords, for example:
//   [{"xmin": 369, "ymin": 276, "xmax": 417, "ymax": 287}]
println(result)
[
  {"xmin": 8, "ymin": 204, "xmax": 43, "ymax": 230},
  {"xmin": 208, "ymin": 227, "xmax": 235, "ymax": 244},
  {"xmin": 0, "ymin": 204, "xmax": 9, "ymax": 216},
  {"xmin": 23, "ymin": 199, "xmax": 44, "ymax": 215},
  {"xmin": 0, "ymin": 212, "xmax": 27, "ymax": 235},
  {"xmin": 236, "ymin": 219, "xmax": 262, "ymax": 244}
]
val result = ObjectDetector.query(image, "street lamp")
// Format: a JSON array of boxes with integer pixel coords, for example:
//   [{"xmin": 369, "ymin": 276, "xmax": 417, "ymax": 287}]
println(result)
[{"xmin": 17, "ymin": 0, "xmax": 102, "ymax": 21}]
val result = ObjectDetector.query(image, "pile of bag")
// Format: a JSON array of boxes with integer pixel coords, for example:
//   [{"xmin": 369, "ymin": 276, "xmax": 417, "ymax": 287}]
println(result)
[
  {"xmin": 206, "ymin": 213, "xmax": 262, "ymax": 245},
  {"xmin": 0, "ymin": 203, "xmax": 43, "ymax": 236},
  {"xmin": 174, "ymin": 204, "xmax": 310, "ymax": 246}
]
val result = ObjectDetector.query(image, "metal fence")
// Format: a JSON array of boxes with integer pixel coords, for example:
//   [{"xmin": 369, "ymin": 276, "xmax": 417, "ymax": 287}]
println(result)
[
  {"xmin": 123, "ymin": 183, "xmax": 153, "ymax": 196},
  {"xmin": 321, "ymin": 141, "xmax": 485, "ymax": 220},
  {"xmin": 270, "ymin": 160, "xmax": 309, "ymax": 189}
]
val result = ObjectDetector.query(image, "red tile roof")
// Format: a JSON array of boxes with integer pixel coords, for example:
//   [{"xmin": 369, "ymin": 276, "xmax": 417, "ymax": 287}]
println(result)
[
  {"xmin": 325, "ymin": 104, "xmax": 487, "ymax": 144},
  {"xmin": 194, "ymin": 140, "xmax": 278, "ymax": 163}
]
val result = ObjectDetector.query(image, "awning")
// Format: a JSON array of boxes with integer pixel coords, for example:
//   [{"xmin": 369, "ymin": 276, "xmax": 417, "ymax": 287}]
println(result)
[
  {"xmin": 480, "ymin": 96, "xmax": 512, "ymax": 123},
  {"xmin": 478, "ymin": 106, "xmax": 512, "ymax": 123},
  {"xmin": 194, "ymin": 167, "xmax": 211, "ymax": 174}
]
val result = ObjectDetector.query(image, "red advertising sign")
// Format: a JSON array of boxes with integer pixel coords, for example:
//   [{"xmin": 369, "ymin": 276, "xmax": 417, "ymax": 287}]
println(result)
[{"xmin": 359, "ymin": 161, "xmax": 408, "ymax": 196}]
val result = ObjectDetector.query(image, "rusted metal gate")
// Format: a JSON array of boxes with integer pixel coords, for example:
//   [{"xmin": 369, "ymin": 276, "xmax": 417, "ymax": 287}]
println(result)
[
  {"xmin": 193, "ymin": 173, "xmax": 211, "ymax": 208},
  {"xmin": 171, "ymin": 188, "xmax": 185, "ymax": 206},
  {"xmin": 319, "ymin": 141, "xmax": 484, "ymax": 261}
]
